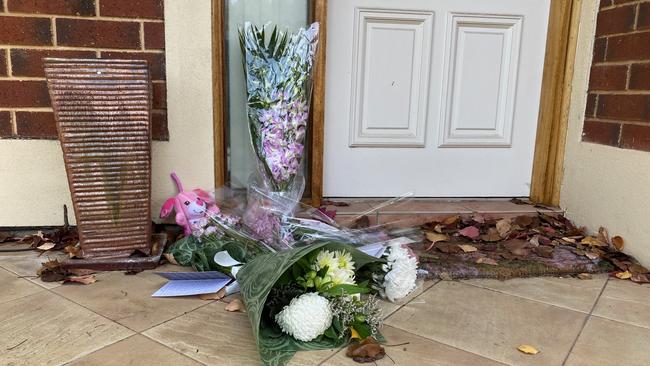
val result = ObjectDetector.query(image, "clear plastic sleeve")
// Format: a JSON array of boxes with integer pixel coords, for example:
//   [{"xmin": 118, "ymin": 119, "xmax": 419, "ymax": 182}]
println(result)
[{"xmin": 239, "ymin": 22, "xmax": 320, "ymax": 249}]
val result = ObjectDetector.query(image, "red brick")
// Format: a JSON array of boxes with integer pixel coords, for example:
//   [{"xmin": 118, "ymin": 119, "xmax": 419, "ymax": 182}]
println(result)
[
  {"xmin": 56, "ymin": 18, "xmax": 141, "ymax": 49},
  {"xmin": 15, "ymin": 111, "xmax": 57, "ymax": 139},
  {"xmin": 0, "ymin": 49, "xmax": 6, "ymax": 76},
  {"xmin": 629, "ymin": 63, "xmax": 650, "ymax": 90},
  {"xmin": 600, "ymin": 0, "xmax": 612, "ymax": 8},
  {"xmin": 597, "ymin": 94, "xmax": 650, "ymax": 122},
  {"xmin": 582, "ymin": 120, "xmax": 621, "ymax": 146},
  {"xmin": 592, "ymin": 37, "xmax": 607, "ymax": 63},
  {"xmin": 0, "ymin": 0, "xmax": 4, "ymax": 12},
  {"xmin": 11, "ymin": 49, "xmax": 97, "ymax": 77},
  {"xmin": 144, "ymin": 22, "xmax": 165, "ymax": 49},
  {"xmin": 100, "ymin": 0, "xmax": 163, "ymax": 19},
  {"xmin": 595, "ymin": 5, "xmax": 636, "ymax": 36},
  {"xmin": 8, "ymin": 0, "xmax": 96, "ymax": 16},
  {"xmin": 606, "ymin": 32, "xmax": 650, "ymax": 61},
  {"xmin": 152, "ymin": 82, "xmax": 166, "ymax": 109},
  {"xmin": 151, "ymin": 110, "xmax": 168, "ymax": 140},
  {"xmin": 620, "ymin": 124, "xmax": 650, "ymax": 151},
  {"xmin": 586, "ymin": 93, "xmax": 598, "ymax": 117},
  {"xmin": 638, "ymin": 2, "xmax": 650, "ymax": 31},
  {"xmin": 0, "ymin": 16, "xmax": 52, "ymax": 46},
  {"xmin": 100, "ymin": 51, "xmax": 165, "ymax": 80},
  {"xmin": 0, "ymin": 111, "xmax": 12, "ymax": 137},
  {"xmin": 0, "ymin": 80, "xmax": 50, "ymax": 108},
  {"xmin": 613, "ymin": 0, "xmax": 639, "ymax": 4},
  {"xmin": 589, "ymin": 65, "xmax": 628, "ymax": 90}
]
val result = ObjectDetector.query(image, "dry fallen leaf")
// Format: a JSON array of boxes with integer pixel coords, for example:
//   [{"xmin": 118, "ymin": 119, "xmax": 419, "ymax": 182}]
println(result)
[
  {"xmin": 615, "ymin": 271, "xmax": 632, "ymax": 280},
  {"xmin": 425, "ymin": 231, "xmax": 449, "ymax": 243},
  {"xmin": 225, "ymin": 298, "xmax": 246, "ymax": 312},
  {"xmin": 611, "ymin": 236, "xmax": 624, "ymax": 251},
  {"xmin": 458, "ymin": 226, "xmax": 480, "ymax": 240},
  {"xmin": 346, "ymin": 337, "xmax": 385, "ymax": 363},
  {"xmin": 199, "ymin": 288, "xmax": 227, "ymax": 301},
  {"xmin": 577, "ymin": 273, "xmax": 592, "ymax": 280},
  {"xmin": 163, "ymin": 252, "xmax": 179, "ymax": 265},
  {"xmin": 442, "ymin": 215, "xmax": 460, "ymax": 226},
  {"xmin": 476, "ymin": 257, "xmax": 498, "ymax": 266},
  {"xmin": 36, "ymin": 242, "xmax": 55, "ymax": 251},
  {"xmin": 631, "ymin": 273, "xmax": 650, "ymax": 284},
  {"xmin": 597, "ymin": 227, "xmax": 610, "ymax": 245},
  {"xmin": 64, "ymin": 275, "xmax": 97, "ymax": 285},
  {"xmin": 496, "ymin": 219, "xmax": 511, "ymax": 238},
  {"xmin": 458, "ymin": 244, "xmax": 478, "ymax": 253},
  {"xmin": 581, "ymin": 236, "xmax": 607, "ymax": 247},
  {"xmin": 629, "ymin": 264, "xmax": 649, "ymax": 274},
  {"xmin": 517, "ymin": 345, "xmax": 539, "ymax": 355},
  {"xmin": 425, "ymin": 232, "xmax": 449, "ymax": 251},
  {"xmin": 481, "ymin": 228, "xmax": 502, "ymax": 242},
  {"xmin": 68, "ymin": 268, "xmax": 95, "ymax": 277},
  {"xmin": 561, "ymin": 237, "xmax": 577, "ymax": 244}
]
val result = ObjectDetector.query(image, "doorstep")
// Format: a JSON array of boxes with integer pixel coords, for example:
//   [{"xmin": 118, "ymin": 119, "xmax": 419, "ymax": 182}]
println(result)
[{"xmin": 323, "ymin": 198, "xmax": 563, "ymax": 228}]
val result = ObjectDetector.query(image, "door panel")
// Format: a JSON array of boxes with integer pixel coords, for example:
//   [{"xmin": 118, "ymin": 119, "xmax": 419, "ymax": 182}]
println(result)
[{"xmin": 324, "ymin": 0, "xmax": 551, "ymax": 197}]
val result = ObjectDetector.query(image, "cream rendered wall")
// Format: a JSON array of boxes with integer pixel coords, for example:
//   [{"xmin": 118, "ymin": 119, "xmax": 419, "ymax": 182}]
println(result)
[
  {"xmin": 0, "ymin": 0, "xmax": 215, "ymax": 226},
  {"xmin": 561, "ymin": 0, "xmax": 650, "ymax": 266}
]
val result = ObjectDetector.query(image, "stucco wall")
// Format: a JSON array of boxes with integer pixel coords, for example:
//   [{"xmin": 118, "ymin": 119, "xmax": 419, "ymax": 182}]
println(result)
[
  {"xmin": 0, "ymin": 0, "xmax": 214, "ymax": 226},
  {"xmin": 561, "ymin": 0, "xmax": 650, "ymax": 266}
]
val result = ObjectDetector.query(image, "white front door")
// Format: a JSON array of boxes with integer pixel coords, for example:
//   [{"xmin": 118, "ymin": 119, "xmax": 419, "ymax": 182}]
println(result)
[{"xmin": 323, "ymin": 0, "xmax": 551, "ymax": 197}]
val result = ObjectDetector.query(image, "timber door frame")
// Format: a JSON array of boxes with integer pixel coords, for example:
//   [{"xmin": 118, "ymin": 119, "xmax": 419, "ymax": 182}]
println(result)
[{"xmin": 212, "ymin": 0, "xmax": 580, "ymax": 206}]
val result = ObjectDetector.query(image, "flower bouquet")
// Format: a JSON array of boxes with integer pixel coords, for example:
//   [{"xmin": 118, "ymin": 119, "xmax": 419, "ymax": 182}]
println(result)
[
  {"xmin": 230, "ymin": 240, "xmax": 420, "ymax": 365},
  {"xmin": 240, "ymin": 22, "xmax": 319, "ymax": 249}
]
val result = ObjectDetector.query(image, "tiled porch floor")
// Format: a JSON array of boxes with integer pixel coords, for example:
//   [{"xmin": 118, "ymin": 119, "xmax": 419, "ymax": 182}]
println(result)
[
  {"xmin": 2, "ymin": 199, "xmax": 648, "ymax": 366},
  {"xmin": 2, "ymin": 252, "xmax": 649, "ymax": 365}
]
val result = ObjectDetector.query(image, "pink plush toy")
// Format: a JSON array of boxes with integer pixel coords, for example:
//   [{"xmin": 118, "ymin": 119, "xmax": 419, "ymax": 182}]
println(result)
[{"xmin": 160, "ymin": 172, "xmax": 220, "ymax": 236}]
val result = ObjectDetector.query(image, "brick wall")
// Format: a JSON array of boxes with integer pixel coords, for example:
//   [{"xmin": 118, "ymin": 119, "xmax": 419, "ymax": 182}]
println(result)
[
  {"xmin": 0, "ymin": 0, "xmax": 168, "ymax": 140},
  {"xmin": 583, "ymin": 0, "xmax": 650, "ymax": 151}
]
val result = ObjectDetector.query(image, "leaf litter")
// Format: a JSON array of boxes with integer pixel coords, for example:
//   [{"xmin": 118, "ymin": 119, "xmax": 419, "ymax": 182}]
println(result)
[{"xmin": 415, "ymin": 212, "xmax": 648, "ymax": 284}]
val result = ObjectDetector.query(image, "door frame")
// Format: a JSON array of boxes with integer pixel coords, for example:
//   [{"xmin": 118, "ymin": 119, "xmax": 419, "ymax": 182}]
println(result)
[{"xmin": 211, "ymin": 0, "xmax": 580, "ymax": 206}]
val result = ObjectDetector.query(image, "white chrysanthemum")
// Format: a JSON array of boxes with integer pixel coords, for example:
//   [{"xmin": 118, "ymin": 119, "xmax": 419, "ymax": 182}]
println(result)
[
  {"xmin": 314, "ymin": 250, "xmax": 337, "ymax": 271},
  {"xmin": 383, "ymin": 244, "xmax": 418, "ymax": 302},
  {"xmin": 336, "ymin": 250, "xmax": 355, "ymax": 271},
  {"xmin": 275, "ymin": 293, "xmax": 333, "ymax": 342}
]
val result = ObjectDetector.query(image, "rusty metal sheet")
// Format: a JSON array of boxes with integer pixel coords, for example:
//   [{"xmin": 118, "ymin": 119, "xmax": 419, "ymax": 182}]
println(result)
[{"xmin": 44, "ymin": 58, "xmax": 152, "ymax": 259}]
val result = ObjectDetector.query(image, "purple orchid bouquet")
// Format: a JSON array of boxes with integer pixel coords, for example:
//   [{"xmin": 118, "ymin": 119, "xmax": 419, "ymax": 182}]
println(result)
[{"xmin": 240, "ymin": 22, "xmax": 319, "ymax": 249}]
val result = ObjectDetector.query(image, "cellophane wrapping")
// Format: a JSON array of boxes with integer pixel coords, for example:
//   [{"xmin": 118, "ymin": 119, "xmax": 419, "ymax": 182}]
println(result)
[{"xmin": 239, "ymin": 22, "xmax": 319, "ymax": 250}]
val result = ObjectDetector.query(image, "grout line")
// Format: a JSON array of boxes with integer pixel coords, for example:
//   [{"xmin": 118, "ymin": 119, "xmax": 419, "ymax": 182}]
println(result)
[
  {"xmin": 51, "ymin": 18, "xmax": 57, "ymax": 47},
  {"xmin": 6, "ymin": 48, "xmax": 12, "ymax": 77},
  {"xmin": 633, "ymin": 3, "xmax": 640, "ymax": 31},
  {"xmin": 95, "ymin": 0, "xmax": 101, "ymax": 17},
  {"xmin": 10, "ymin": 110, "xmax": 17, "ymax": 135},
  {"xmin": 60, "ymin": 334, "xmax": 140, "ymax": 366},
  {"xmin": 0, "ymin": 44, "xmax": 164, "ymax": 53},
  {"xmin": 140, "ymin": 22, "xmax": 146, "ymax": 51},
  {"xmin": 0, "ymin": 11, "xmax": 164, "ymax": 23},
  {"xmin": 561, "ymin": 277, "xmax": 610, "ymax": 365},
  {"xmin": 589, "ymin": 313, "xmax": 650, "ymax": 332},
  {"xmin": 141, "ymin": 333, "xmax": 211, "ymax": 366}
]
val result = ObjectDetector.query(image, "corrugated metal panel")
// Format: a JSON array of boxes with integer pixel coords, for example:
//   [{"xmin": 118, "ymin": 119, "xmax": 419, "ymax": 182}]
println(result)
[{"xmin": 44, "ymin": 59, "xmax": 152, "ymax": 259}]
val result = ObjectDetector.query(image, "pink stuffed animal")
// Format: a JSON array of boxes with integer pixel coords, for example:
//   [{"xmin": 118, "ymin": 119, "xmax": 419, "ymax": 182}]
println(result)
[{"xmin": 160, "ymin": 172, "xmax": 220, "ymax": 236}]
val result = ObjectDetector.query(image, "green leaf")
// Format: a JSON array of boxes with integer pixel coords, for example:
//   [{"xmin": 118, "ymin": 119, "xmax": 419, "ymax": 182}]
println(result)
[
  {"xmin": 323, "ymin": 325, "xmax": 338, "ymax": 340},
  {"xmin": 354, "ymin": 323, "xmax": 372, "ymax": 340},
  {"xmin": 316, "ymin": 265, "xmax": 329, "ymax": 278}
]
